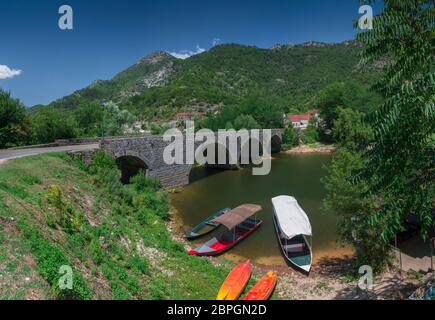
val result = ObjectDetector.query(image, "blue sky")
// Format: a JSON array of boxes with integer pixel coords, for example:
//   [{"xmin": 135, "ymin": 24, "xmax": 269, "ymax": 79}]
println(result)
[{"xmin": 0, "ymin": 0, "xmax": 380, "ymax": 106}]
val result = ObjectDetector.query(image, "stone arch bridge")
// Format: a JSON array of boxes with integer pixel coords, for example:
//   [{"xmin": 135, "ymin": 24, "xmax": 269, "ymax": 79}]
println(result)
[{"xmin": 100, "ymin": 129, "xmax": 283, "ymax": 188}]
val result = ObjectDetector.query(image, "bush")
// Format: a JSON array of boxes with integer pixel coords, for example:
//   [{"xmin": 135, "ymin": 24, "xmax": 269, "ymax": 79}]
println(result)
[
  {"xmin": 130, "ymin": 171, "xmax": 161, "ymax": 191},
  {"xmin": 89, "ymin": 238, "xmax": 104, "ymax": 265},
  {"xmin": 0, "ymin": 89, "xmax": 30, "ymax": 148},
  {"xmin": 301, "ymin": 118, "xmax": 320, "ymax": 144},
  {"xmin": 30, "ymin": 106, "xmax": 78, "ymax": 144},
  {"xmin": 282, "ymin": 126, "xmax": 299, "ymax": 147}
]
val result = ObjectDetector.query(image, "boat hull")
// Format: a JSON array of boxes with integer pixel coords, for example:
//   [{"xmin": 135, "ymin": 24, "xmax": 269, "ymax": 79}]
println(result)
[
  {"xmin": 216, "ymin": 260, "xmax": 251, "ymax": 300},
  {"xmin": 185, "ymin": 208, "xmax": 230, "ymax": 240},
  {"xmin": 272, "ymin": 215, "xmax": 312, "ymax": 274},
  {"xmin": 242, "ymin": 271, "xmax": 277, "ymax": 300},
  {"xmin": 188, "ymin": 218, "xmax": 263, "ymax": 256}
]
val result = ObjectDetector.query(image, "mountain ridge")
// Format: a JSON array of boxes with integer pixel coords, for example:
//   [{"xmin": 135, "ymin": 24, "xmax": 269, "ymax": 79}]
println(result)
[{"xmin": 43, "ymin": 39, "xmax": 376, "ymax": 120}]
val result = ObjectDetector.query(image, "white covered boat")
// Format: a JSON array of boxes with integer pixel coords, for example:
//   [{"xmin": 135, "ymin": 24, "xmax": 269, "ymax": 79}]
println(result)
[{"xmin": 271, "ymin": 195, "xmax": 312, "ymax": 273}]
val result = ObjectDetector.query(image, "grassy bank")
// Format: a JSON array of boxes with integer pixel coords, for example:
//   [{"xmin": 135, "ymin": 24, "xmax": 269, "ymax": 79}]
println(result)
[{"xmin": 0, "ymin": 152, "xmax": 230, "ymax": 299}]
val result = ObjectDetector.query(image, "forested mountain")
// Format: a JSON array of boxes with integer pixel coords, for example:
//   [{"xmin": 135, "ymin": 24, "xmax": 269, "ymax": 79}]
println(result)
[{"xmin": 45, "ymin": 40, "xmax": 378, "ymax": 120}]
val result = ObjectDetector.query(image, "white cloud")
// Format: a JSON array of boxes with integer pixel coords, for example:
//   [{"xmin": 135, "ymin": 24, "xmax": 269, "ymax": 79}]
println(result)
[
  {"xmin": 0, "ymin": 64, "xmax": 22, "ymax": 79},
  {"xmin": 169, "ymin": 45, "xmax": 206, "ymax": 60},
  {"xmin": 212, "ymin": 38, "xmax": 221, "ymax": 46}
]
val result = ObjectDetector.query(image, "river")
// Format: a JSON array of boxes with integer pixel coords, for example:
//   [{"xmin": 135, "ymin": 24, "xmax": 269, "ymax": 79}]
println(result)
[{"xmin": 170, "ymin": 153, "xmax": 353, "ymax": 267}]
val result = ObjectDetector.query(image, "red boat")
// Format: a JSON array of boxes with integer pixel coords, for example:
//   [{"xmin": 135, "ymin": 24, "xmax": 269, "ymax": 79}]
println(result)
[{"xmin": 188, "ymin": 204, "xmax": 263, "ymax": 256}]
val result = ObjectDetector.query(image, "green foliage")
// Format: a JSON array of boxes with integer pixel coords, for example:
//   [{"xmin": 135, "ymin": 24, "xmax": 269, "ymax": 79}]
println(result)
[
  {"xmin": 355, "ymin": 0, "xmax": 435, "ymax": 241},
  {"xmin": 126, "ymin": 255, "xmax": 150, "ymax": 275},
  {"xmin": 149, "ymin": 123, "xmax": 171, "ymax": 135},
  {"xmin": 20, "ymin": 174, "xmax": 41, "ymax": 186},
  {"xmin": 130, "ymin": 171, "xmax": 161, "ymax": 191},
  {"xmin": 30, "ymin": 106, "xmax": 78, "ymax": 144},
  {"xmin": 18, "ymin": 218, "xmax": 92, "ymax": 299},
  {"xmin": 44, "ymin": 184, "xmax": 86, "ymax": 234},
  {"xmin": 332, "ymin": 107, "xmax": 373, "ymax": 151},
  {"xmin": 27, "ymin": 100, "xmax": 135, "ymax": 144},
  {"xmin": 199, "ymin": 95, "xmax": 284, "ymax": 130},
  {"xmin": 89, "ymin": 238, "xmax": 104, "ymax": 265},
  {"xmin": 322, "ymin": 149, "xmax": 390, "ymax": 272},
  {"xmin": 0, "ymin": 89, "xmax": 30, "ymax": 148},
  {"xmin": 41, "ymin": 42, "xmax": 379, "ymax": 124},
  {"xmin": 101, "ymin": 101, "xmax": 136, "ymax": 137},
  {"xmin": 0, "ymin": 153, "xmax": 231, "ymax": 299},
  {"xmin": 73, "ymin": 100, "xmax": 104, "ymax": 136},
  {"xmin": 315, "ymin": 81, "xmax": 381, "ymax": 142},
  {"xmin": 233, "ymin": 114, "xmax": 260, "ymax": 130},
  {"xmin": 282, "ymin": 125, "xmax": 299, "ymax": 147},
  {"xmin": 323, "ymin": 0, "xmax": 434, "ymax": 272},
  {"xmin": 301, "ymin": 118, "xmax": 320, "ymax": 144}
]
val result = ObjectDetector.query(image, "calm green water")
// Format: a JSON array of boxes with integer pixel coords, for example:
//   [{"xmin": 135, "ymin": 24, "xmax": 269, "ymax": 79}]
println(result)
[{"xmin": 170, "ymin": 153, "xmax": 351, "ymax": 267}]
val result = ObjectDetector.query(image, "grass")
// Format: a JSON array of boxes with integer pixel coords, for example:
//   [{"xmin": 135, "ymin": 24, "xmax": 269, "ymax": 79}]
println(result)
[{"xmin": 0, "ymin": 152, "xmax": 231, "ymax": 300}]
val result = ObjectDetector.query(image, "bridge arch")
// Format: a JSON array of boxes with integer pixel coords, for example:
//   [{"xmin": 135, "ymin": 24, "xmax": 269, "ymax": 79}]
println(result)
[
  {"xmin": 114, "ymin": 150, "xmax": 152, "ymax": 184},
  {"xmin": 271, "ymin": 134, "xmax": 282, "ymax": 154}
]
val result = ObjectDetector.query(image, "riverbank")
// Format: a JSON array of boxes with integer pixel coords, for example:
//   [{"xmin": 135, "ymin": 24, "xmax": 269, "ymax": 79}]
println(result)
[
  {"xmin": 1, "ymin": 152, "xmax": 427, "ymax": 300},
  {"xmin": 169, "ymin": 204, "xmax": 428, "ymax": 300},
  {"xmin": 284, "ymin": 143, "xmax": 336, "ymax": 154},
  {"xmin": 0, "ymin": 153, "xmax": 231, "ymax": 299}
]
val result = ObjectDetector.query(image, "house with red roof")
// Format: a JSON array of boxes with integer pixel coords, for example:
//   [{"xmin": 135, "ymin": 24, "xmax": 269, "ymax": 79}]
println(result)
[{"xmin": 285, "ymin": 109, "xmax": 319, "ymax": 129}]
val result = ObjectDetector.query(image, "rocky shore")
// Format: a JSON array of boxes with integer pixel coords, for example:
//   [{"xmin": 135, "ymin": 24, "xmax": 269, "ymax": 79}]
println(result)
[{"xmin": 284, "ymin": 144, "xmax": 336, "ymax": 154}]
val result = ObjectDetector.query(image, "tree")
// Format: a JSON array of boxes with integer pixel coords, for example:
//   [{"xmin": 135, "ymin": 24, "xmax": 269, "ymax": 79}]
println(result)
[
  {"xmin": 332, "ymin": 107, "xmax": 373, "ymax": 151},
  {"xmin": 322, "ymin": 1, "xmax": 434, "ymax": 271},
  {"xmin": 322, "ymin": 149, "xmax": 390, "ymax": 272},
  {"xmin": 301, "ymin": 117, "xmax": 320, "ymax": 144},
  {"xmin": 233, "ymin": 114, "xmax": 260, "ymax": 130},
  {"xmin": 0, "ymin": 89, "xmax": 30, "ymax": 148},
  {"xmin": 73, "ymin": 100, "xmax": 104, "ymax": 136},
  {"xmin": 355, "ymin": 0, "xmax": 434, "ymax": 242},
  {"xmin": 282, "ymin": 125, "xmax": 299, "ymax": 148},
  {"xmin": 101, "ymin": 101, "xmax": 135, "ymax": 137},
  {"xmin": 316, "ymin": 82, "xmax": 346, "ymax": 132},
  {"xmin": 316, "ymin": 81, "xmax": 382, "ymax": 142},
  {"xmin": 30, "ymin": 107, "xmax": 77, "ymax": 144}
]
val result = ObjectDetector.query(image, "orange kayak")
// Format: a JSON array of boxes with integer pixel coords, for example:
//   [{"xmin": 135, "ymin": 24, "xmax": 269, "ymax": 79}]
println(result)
[
  {"xmin": 242, "ymin": 271, "xmax": 277, "ymax": 300},
  {"xmin": 216, "ymin": 260, "xmax": 251, "ymax": 300}
]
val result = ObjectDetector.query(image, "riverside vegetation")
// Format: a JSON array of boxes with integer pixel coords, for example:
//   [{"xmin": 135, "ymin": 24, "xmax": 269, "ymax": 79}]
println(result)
[
  {"xmin": 0, "ymin": 151, "xmax": 234, "ymax": 299},
  {"xmin": 0, "ymin": 0, "xmax": 433, "ymax": 293}
]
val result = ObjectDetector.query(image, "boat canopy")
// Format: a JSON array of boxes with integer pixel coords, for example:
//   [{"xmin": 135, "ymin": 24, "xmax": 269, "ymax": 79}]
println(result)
[
  {"xmin": 272, "ymin": 196, "xmax": 312, "ymax": 239},
  {"xmin": 212, "ymin": 204, "xmax": 262, "ymax": 230}
]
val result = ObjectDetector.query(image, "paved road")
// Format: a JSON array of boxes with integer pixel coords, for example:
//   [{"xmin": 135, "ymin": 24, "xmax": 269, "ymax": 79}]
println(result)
[{"xmin": 0, "ymin": 144, "xmax": 100, "ymax": 161}]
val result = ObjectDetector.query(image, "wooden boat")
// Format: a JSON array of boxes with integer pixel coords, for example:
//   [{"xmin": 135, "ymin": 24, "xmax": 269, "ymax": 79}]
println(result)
[
  {"xmin": 242, "ymin": 271, "xmax": 277, "ymax": 300},
  {"xmin": 188, "ymin": 204, "xmax": 263, "ymax": 256},
  {"xmin": 185, "ymin": 208, "xmax": 230, "ymax": 240},
  {"xmin": 216, "ymin": 260, "xmax": 251, "ymax": 300},
  {"xmin": 272, "ymin": 196, "xmax": 312, "ymax": 274}
]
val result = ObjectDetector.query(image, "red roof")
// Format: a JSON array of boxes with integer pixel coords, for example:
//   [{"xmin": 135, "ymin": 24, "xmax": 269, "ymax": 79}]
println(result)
[
  {"xmin": 287, "ymin": 114, "xmax": 311, "ymax": 122},
  {"xmin": 177, "ymin": 112, "xmax": 206, "ymax": 117},
  {"xmin": 287, "ymin": 109, "xmax": 318, "ymax": 122}
]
